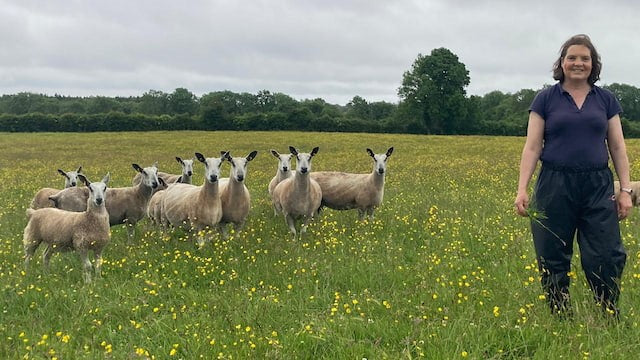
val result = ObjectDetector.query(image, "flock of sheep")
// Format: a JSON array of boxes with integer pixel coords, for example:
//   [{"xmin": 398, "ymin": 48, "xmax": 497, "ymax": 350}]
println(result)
[{"xmin": 23, "ymin": 146, "xmax": 394, "ymax": 283}]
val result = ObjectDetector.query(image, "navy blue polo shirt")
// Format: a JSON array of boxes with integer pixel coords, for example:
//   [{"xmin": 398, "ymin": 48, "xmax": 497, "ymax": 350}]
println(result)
[{"xmin": 530, "ymin": 83, "xmax": 622, "ymax": 167}]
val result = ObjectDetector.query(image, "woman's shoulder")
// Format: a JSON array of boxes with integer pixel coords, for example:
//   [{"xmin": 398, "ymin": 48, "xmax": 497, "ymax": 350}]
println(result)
[{"xmin": 591, "ymin": 85, "xmax": 616, "ymax": 99}]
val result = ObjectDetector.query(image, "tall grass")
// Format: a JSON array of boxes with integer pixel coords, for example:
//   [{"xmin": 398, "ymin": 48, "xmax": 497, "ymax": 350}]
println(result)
[{"xmin": 1, "ymin": 131, "xmax": 639, "ymax": 359}]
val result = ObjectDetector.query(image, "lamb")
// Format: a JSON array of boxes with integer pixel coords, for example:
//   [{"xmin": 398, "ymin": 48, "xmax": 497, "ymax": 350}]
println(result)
[
  {"xmin": 310, "ymin": 147, "xmax": 393, "ymax": 220},
  {"xmin": 268, "ymin": 149, "xmax": 293, "ymax": 214},
  {"xmin": 272, "ymin": 146, "xmax": 322, "ymax": 238},
  {"xmin": 30, "ymin": 167, "xmax": 83, "ymax": 209},
  {"xmin": 161, "ymin": 152, "xmax": 226, "ymax": 245},
  {"xmin": 218, "ymin": 150, "xmax": 258, "ymax": 236},
  {"xmin": 614, "ymin": 181, "xmax": 640, "ymax": 206},
  {"xmin": 133, "ymin": 157, "xmax": 194, "ymax": 185},
  {"xmin": 23, "ymin": 173, "xmax": 110, "ymax": 283},
  {"xmin": 51, "ymin": 163, "xmax": 160, "ymax": 241}
]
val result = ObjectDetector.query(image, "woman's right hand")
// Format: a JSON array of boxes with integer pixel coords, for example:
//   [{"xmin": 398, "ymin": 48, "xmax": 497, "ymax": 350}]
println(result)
[{"xmin": 514, "ymin": 191, "xmax": 529, "ymax": 217}]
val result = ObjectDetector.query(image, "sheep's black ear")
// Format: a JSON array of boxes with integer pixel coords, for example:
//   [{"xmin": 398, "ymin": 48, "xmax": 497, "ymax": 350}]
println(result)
[
  {"xmin": 78, "ymin": 174, "xmax": 90, "ymax": 187},
  {"xmin": 77, "ymin": 166, "xmax": 82, "ymax": 173},
  {"xmin": 247, "ymin": 151, "xmax": 258, "ymax": 161},
  {"xmin": 176, "ymin": 175, "xmax": 183, "ymax": 183},
  {"xmin": 58, "ymin": 169, "xmax": 69, "ymax": 178},
  {"xmin": 221, "ymin": 151, "xmax": 230, "ymax": 160},
  {"xmin": 158, "ymin": 177, "xmax": 167, "ymax": 187},
  {"xmin": 310, "ymin": 147, "xmax": 319, "ymax": 156},
  {"xmin": 271, "ymin": 149, "xmax": 279, "ymax": 158},
  {"xmin": 176, "ymin": 157, "xmax": 183, "ymax": 164},
  {"xmin": 386, "ymin": 147, "xmax": 394, "ymax": 157},
  {"xmin": 366, "ymin": 148, "xmax": 375, "ymax": 158},
  {"xmin": 289, "ymin": 146, "xmax": 298, "ymax": 155},
  {"xmin": 195, "ymin": 152, "xmax": 206, "ymax": 163},
  {"xmin": 132, "ymin": 164, "xmax": 144, "ymax": 173}
]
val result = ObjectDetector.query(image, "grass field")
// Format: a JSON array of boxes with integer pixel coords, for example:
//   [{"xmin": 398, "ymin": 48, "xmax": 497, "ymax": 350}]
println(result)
[{"xmin": 1, "ymin": 131, "xmax": 640, "ymax": 359}]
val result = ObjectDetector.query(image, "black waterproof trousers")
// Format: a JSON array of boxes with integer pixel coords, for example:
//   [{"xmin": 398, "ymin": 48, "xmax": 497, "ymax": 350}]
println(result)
[{"xmin": 531, "ymin": 163, "xmax": 627, "ymax": 315}]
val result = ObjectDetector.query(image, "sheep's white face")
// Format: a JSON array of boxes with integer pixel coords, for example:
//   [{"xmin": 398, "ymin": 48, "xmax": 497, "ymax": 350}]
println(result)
[
  {"xmin": 201, "ymin": 156, "xmax": 224, "ymax": 184},
  {"xmin": 59, "ymin": 167, "xmax": 82, "ymax": 188},
  {"xmin": 134, "ymin": 164, "xmax": 160, "ymax": 189},
  {"xmin": 271, "ymin": 150, "xmax": 293, "ymax": 174},
  {"xmin": 290, "ymin": 146, "xmax": 319, "ymax": 175},
  {"xmin": 367, "ymin": 147, "xmax": 394, "ymax": 175},
  {"xmin": 226, "ymin": 151, "xmax": 257, "ymax": 182},
  {"xmin": 80, "ymin": 173, "xmax": 109, "ymax": 207},
  {"xmin": 177, "ymin": 157, "xmax": 194, "ymax": 178}
]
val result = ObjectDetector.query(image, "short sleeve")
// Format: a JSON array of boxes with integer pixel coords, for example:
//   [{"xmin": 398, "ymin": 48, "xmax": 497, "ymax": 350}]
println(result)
[{"xmin": 529, "ymin": 89, "xmax": 547, "ymax": 119}]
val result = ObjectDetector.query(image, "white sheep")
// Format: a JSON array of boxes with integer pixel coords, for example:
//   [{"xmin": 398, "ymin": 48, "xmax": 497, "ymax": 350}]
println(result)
[
  {"xmin": 146, "ymin": 177, "xmax": 174, "ymax": 227},
  {"xmin": 272, "ymin": 146, "xmax": 322, "ymax": 238},
  {"xmin": 23, "ymin": 173, "xmax": 110, "ymax": 283},
  {"xmin": 161, "ymin": 152, "xmax": 226, "ymax": 245},
  {"xmin": 614, "ymin": 181, "xmax": 640, "ymax": 206},
  {"xmin": 51, "ymin": 163, "xmax": 160, "ymax": 242},
  {"xmin": 218, "ymin": 150, "xmax": 258, "ymax": 236},
  {"xmin": 310, "ymin": 147, "xmax": 393, "ymax": 220},
  {"xmin": 30, "ymin": 167, "xmax": 82, "ymax": 209},
  {"xmin": 133, "ymin": 157, "xmax": 194, "ymax": 185},
  {"xmin": 268, "ymin": 149, "xmax": 293, "ymax": 214}
]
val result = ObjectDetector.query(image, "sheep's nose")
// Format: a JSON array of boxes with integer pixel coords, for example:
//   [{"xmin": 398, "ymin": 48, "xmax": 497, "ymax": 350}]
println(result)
[
  {"xmin": 237, "ymin": 175, "xmax": 244, "ymax": 182},
  {"xmin": 378, "ymin": 168, "xmax": 385, "ymax": 174},
  {"xmin": 96, "ymin": 198, "xmax": 103, "ymax": 205},
  {"xmin": 71, "ymin": 182, "xmax": 76, "ymax": 187},
  {"xmin": 282, "ymin": 167, "xmax": 288, "ymax": 172},
  {"xmin": 152, "ymin": 181, "xmax": 158, "ymax": 188},
  {"xmin": 187, "ymin": 171, "xmax": 193, "ymax": 176},
  {"xmin": 300, "ymin": 167, "xmax": 308, "ymax": 174},
  {"xmin": 209, "ymin": 175, "xmax": 218, "ymax": 182}
]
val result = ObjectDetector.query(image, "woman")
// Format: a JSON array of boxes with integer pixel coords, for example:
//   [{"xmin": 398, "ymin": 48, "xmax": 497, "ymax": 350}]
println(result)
[{"xmin": 515, "ymin": 34, "xmax": 631, "ymax": 317}]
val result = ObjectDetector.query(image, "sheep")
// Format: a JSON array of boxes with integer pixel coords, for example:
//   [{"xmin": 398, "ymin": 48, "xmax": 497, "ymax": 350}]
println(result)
[
  {"xmin": 51, "ymin": 163, "xmax": 160, "ymax": 242},
  {"xmin": 146, "ymin": 177, "xmax": 175, "ymax": 227},
  {"xmin": 133, "ymin": 157, "xmax": 194, "ymax": 185},
  {"xmin": 161, "ymin": 152, "xmax": 227, "ymax": 245},
  {"xmin": 218, "ymin": 150, "xmax": 258, "ymax": 236},
  {"xmin": 614, "ymin": 181, "xmax": 640, "ymax": 206},
  {"xmin": 272, "ymin": 146, "xmax": 322, "ymax": 238},
  {"xmin": 30, "ymin": 167, "xmax": 83, "ymax": 209},
  {"xmin": 268, "ymin": 149, "xmax": 293, "ymax": 214},
  {"xmin": 23, "ymin": 173, "xmax": 110, "ymax": 283},
  {"xmin": 310, "ymin": 147, "xmax": 393, "ymax": 221}
]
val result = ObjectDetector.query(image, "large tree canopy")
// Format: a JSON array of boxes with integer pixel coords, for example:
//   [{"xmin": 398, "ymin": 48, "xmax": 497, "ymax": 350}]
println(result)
[{"xmin": 398, "ymin": 48, "xmax": 470, "ymax": 134}]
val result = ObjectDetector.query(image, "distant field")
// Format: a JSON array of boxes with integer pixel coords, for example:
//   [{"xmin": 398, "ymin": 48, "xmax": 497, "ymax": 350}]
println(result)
[{"xmin": 1, "ymin": 131, "xmax": 640, "ymax": 359}]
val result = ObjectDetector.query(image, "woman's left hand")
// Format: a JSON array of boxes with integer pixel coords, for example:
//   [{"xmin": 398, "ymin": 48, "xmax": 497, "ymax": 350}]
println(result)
[{"xmin": 617, "ymin": 192, "xmax": 633, "ymax": 220}]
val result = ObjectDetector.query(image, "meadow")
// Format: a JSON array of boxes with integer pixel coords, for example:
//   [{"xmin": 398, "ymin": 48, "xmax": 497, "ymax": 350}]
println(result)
[{"xmin": 1, "ymin": 131, "xmax": 640, "ymax": 359}]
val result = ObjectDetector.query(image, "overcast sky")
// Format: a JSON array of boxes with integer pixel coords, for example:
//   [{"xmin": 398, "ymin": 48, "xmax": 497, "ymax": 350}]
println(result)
[{"xmin": 1, "ymin": 0, "xmax": 638, "ymax": 105}]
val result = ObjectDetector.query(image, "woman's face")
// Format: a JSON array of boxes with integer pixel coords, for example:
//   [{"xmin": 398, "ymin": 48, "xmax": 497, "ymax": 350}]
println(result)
[{"xmin": 561, "ymin": 45, "xmax": 592, "ymax": 84}]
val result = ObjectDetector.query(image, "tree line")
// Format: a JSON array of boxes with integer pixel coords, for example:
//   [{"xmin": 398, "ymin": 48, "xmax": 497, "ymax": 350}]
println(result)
[{"xmin": 2, "ymin": 48, "xmax": 640, "ymax": 136}]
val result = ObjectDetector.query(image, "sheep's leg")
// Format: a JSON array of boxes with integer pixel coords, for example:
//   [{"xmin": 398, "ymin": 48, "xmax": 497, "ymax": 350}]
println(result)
[
  {"xmin": 357, "ymin": 209, "xmax": 366, "ymax": 221},
  {"xmin": 233, "ymin": 221, "xmax": 246, "ymax": 236},
  {"xmin": 368, "ymin": 208, "xmax": 375, "ymax": 221},
  {"xmin": 42, "ymin": 244, "xmax": 54, "ymax": 272},
  {"xmin": 300, "ymin": 215, "xmax": 313, "ymax": 238},
  {"xmin": 93, "ymin": 249, "xmax": 103, "ymax": 279},
  {"xmin": 24, "ymin": 239, "xmax": 40, "ymax": 269},
  {"xmin": 78, "ymin": 249, "xmax": 92, "ymax": 283},
  {"xmin": 218, "ymin": 223, "xmax": 229, "ymax": 240},
  {"xmin": 284, "ymin": 214, "xmax": 297, "ymax": 238},
  {"xmin": 126, "ymin": 221, "xmax": 136, "ymax": 243}
]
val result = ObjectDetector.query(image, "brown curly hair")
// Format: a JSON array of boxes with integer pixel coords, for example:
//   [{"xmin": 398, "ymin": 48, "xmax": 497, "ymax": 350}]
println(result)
[{"xmin": 552, "ymin": 34, "xmax": 601, "ymax": 86}]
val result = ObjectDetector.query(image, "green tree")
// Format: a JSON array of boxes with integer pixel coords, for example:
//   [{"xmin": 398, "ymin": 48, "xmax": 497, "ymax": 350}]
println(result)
[
  {"xmin": 139, "ymin": 90, "xmax": 169, "ymax": 115},
  {"xmin": 168, "ymin": 88, "xmax": 197, "ymax": 115},
  {"xmin": 605, "ymin": 83, "xmax": 640, "ymax": 121},
  {"xmin": 398, "ymin": 48, "xmax": 470, "ymax": 134}
]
